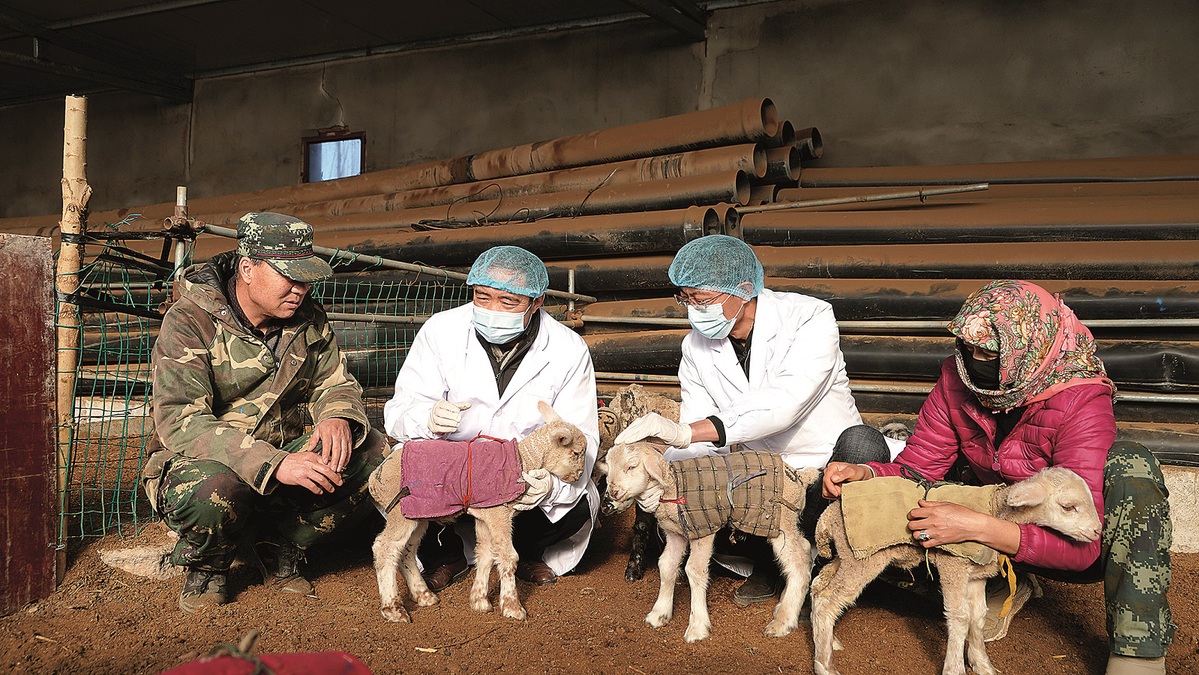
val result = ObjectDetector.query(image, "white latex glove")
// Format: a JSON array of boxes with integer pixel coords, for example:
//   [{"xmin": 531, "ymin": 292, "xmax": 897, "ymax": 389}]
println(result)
[
  {"xmin": 613, "ymin": 412, "xmax": 692, "ymax": 448},
  {"xmin": 637, "ymin": 482, "xmax": 665, "ymax": 513},
  {"xmin": 428, "ymin": 399, "xmax": 471, "ymax": 434},
  {"xmin": 513, "ymin": 469, "xmax": 552, "ymax": 511}
]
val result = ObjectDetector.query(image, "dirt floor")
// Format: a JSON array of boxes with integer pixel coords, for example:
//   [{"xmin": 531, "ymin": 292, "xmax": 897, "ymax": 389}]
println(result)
[{"xmin": 2, "ymin": 508, "xmax": 1195, "ymax": 675}]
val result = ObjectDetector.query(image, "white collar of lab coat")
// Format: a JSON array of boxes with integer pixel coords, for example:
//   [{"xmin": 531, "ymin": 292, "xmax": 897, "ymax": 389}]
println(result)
[
  {"xmin": 709, "ymin": 289, "xmax": 781, "ymax": 391},
  {"xmin": 460, "ymin": 303, "xmax": 553, "ymax": 406}
]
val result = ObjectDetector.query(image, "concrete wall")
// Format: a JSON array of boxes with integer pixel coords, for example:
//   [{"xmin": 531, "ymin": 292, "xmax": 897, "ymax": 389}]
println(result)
[
  {"xmin": 1, "ymin": 0, "xmax": 1196, "ymax": 218},
  {"xmin": 1165, "ymin": 466, "xmax": 1199, "ymax": 553}
]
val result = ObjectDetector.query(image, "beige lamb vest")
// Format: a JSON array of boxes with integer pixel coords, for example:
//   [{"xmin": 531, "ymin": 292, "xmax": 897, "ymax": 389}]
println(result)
[{"xmin": 839, "ymin": 477, "xmax": 1002, "ymax": 565}]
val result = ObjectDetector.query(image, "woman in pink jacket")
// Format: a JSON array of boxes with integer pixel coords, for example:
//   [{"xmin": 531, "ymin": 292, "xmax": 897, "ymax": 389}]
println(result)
[{"xmin": 823, "ymin": 280, "xmax": 1173, "ymax": 675}]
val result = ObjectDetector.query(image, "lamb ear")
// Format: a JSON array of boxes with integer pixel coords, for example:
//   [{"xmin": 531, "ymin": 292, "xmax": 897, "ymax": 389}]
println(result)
[
  {"xmin": 1005, "ymin": 475, "xmax": 1050, "ymax": 509},
  {"xmin": 641, "ymin": 445, "xmax": 672, "ymax": 487},
  {"xmin": 553, "ymin": 427, "xmax": 575, "ymax": 449},
  {"xmin": 538, "ymin": 399, "xmax": 562, "ymax": 424}
]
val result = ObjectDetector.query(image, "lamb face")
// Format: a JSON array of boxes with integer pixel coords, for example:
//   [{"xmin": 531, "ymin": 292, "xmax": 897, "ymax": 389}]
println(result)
[
  {"xmin": 601, "ymin": 443, "xmax": 659, "ymax": 514},
  {"xmin": 1004, "ymin": 466, "xmax": 1102, "ymax": 543},
  {"xmin": 535, "ymin": 420, "xmax": 588, "ymax": 483}
]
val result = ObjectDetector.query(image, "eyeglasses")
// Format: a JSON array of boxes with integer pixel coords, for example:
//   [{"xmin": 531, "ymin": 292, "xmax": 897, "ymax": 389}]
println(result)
[{"xmin": 673, "ymin": 292, "xmax": 726, "ymax": 308}]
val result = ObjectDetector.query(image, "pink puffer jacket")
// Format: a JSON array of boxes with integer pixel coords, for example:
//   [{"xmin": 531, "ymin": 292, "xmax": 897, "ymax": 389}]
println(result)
[{"xmin": 866, "ymin": 358, "xmax": 1116, "ymax": 572}]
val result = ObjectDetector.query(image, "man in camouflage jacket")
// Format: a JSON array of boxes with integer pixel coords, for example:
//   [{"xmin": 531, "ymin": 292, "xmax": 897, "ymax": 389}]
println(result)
[{"xmin": 143, "ymin": 212, "xmax": 388, "ymax": 614}]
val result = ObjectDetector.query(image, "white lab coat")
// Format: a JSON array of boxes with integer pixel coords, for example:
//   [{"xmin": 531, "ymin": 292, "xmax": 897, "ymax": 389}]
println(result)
[
  {"xmin": 383, "ymin": 302, "xmax": 600, "ymax": 576},
  {"xmin": 670, "ymin": 288, "xmax": 863, "ymax": 469}
]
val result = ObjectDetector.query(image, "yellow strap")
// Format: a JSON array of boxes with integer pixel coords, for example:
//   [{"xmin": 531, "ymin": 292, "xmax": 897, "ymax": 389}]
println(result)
[{"xmin": 997, "ymin": 554, "xmax": 1017, "ymax": 618}]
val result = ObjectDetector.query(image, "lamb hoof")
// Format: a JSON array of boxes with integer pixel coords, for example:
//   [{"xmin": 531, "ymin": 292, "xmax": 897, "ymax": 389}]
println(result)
[
  {"xmin": 683, "ymin": 622, "xmax": 711, "ymax": 643},
  {"xmin": 624, "ymin": 555, "xmax": 647, "ymax": 582},
  {"xmin": 412, "ymin": 590, "xmax": 438, "ymax": 607},
  {"xmin": 500, "ymin": 599, "xmax": 527, "ymax": 621},
  {"xmin": 764, "ymin": 618, "xmax": 796, "ymax": 638},
  {"xmin": 381, "ymin": 603, "xmax": 411, "ymax": 623},
  {"xmin": 645, "ymin": 610, "xmax": 671, "ymax": 628}
]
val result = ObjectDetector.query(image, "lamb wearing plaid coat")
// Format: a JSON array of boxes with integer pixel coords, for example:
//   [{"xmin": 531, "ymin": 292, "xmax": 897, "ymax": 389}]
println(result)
[{"xmin": 600, "ymin": 442, "xmax": 820, "ymax": 642}]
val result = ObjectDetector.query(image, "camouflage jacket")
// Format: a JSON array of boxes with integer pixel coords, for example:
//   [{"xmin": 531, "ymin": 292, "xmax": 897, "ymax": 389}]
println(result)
[{"xmin": 143, "ymin": 252, "xmax": 369, "ymax": 494}]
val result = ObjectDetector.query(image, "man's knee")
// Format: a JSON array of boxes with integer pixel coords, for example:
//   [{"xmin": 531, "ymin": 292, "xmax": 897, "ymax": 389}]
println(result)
[
  {"xmin": 1106, "ymin": 441, "xmax": 1165, "ymax": 487},
  {"xmin": 160, "ymin": 460, "xmax": 255, "ymax": 531},
  {"xmin": 831, "ymin": 424, "xmax": 889, "ymax": 465}
]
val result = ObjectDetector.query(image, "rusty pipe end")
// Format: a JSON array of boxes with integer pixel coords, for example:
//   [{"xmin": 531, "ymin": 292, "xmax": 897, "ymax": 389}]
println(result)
[
  {"xmin": 682, "ymin": 205, "xmax": 720, "ymax": 240},
  {"xmin": 748, "ymin": 184, "xmax": 774, "ymax": 206},
  {"xmin": 701, "ymin": 207, "xmax": 721, "ymax": 236},
  {"xmin": 765, "ymin": 120, "xmax": 797, "ymax": 149},
  {"xmin": 750, "ymin": 144, "xmax": 769, "ymax": 178},
  {"xmin": 734, "ymin": 170, "xmax": 752, "ymax": 206},
  {"xmin": 778, "ymin": 120, "xmax": 797, "ymax": 148},
  {"xmin": 784, "ymin": 146, "xmax": 802, "ymax": 181},
  {"xmin": 756, "ymin": 98, "xmax": 780, "ymax": 140},
  {"xmin": 797, "ymin": 127, "xmax": 823, "ymax": 160},
  {"xmin": 723, "ymin": 208, "xmax": 742, "ymax": 240}
]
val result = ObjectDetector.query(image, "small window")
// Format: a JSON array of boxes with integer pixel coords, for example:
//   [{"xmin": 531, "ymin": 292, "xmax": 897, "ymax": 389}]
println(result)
[{"xmin": 302, "ymin": 127, "xmax": 365, "ymax": 182}]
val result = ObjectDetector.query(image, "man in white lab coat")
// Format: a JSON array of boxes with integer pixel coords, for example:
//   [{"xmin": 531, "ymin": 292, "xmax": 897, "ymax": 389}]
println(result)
[
  {"xmin": 383, "ymin": 246, "xmax": 600, "ymax": 588},
  {"xmin": 615, "ymin": 235, "xmax": 892, "ymax": 605}
]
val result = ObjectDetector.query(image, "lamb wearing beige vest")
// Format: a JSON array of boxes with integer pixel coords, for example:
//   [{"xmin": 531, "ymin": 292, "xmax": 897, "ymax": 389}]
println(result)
[
  {"xmin": 811, "ymin": 466, "xmax": 1101, "ymax": 675},
  {"xmin": 368, "ymin": 401, "xmax": 587, "ymax": 623},
  {"xmin": 601, "ymin": 442, "xmax": 820, "ymax": 643}
]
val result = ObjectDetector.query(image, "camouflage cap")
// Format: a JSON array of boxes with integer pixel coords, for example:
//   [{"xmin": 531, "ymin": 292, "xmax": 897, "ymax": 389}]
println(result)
[{"xmin": 236, "ymin": 212, "xmax": 333, "ymax": 283}]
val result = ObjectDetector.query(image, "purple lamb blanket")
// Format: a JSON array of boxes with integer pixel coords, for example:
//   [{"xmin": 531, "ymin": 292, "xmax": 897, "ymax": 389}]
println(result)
[{"xmin": 398, "ymin": 437, "xmax": 525, "ymax": 519}]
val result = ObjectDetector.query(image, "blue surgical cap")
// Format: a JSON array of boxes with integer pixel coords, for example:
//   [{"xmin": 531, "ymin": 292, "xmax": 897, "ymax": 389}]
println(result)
[
  {"xmin": 668, "ymin": 235, "xmax": 764, "ymax": 299},
  {"xmin": 466, "ymin": 245, "xmax": 550, "ymax": 298}
]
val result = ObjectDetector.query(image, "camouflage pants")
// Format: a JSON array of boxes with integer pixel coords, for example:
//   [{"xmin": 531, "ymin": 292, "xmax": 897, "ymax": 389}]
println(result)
[
  {"xmin": 153, "ymin": 428, "xmax": 388, "ymax": 571},
  {"xmin": 1100, "ymin": 441, "xmax": 1174, "ymax": 658},
  {"xmin": 1029, "ymin": 441, "xmax": 1175, "ymax": 657}
]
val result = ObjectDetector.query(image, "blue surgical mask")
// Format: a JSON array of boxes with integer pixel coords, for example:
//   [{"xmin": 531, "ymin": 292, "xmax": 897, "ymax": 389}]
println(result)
[
  {"xmin": 687, "ymin": 302, "xmax": 737, "ymax": 340},
  {"xmin": 473, "ymin": 305, "xmax": 528, "ymax": 344}
]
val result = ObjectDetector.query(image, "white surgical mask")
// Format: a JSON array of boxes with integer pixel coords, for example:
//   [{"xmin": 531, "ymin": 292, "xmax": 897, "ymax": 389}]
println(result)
[
  {"xmin": 473, "ymin": 305, "xmax": 528, "ymax": 344},
  {"xmin": 687, "ymin": 301, "xmax": 738, "ymax": 340}
]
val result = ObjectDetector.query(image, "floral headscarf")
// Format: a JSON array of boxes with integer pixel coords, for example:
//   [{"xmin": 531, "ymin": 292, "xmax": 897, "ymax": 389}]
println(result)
[{"xmin": 947, "ymin": 280, "xmax": 1114, "ymax": 410}]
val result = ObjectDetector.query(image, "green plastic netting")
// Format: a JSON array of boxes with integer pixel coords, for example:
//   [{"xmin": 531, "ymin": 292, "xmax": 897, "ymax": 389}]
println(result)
[{"xmin": 56, "ymin": 230, "xmax": 475, "ymax": 541}]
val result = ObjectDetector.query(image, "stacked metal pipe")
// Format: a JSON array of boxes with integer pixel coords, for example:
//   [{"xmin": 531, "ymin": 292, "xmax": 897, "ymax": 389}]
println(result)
[{"xmin": 4, "ymin": 101, "xmax": 1196, "ymax": 462}]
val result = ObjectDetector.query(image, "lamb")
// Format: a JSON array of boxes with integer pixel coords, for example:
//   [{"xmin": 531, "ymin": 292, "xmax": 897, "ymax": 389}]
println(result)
[
  {"xmin": 368, "ymin": 400, "xmax": 588, "ymax": 623},
  {"xmin": 596, "ymin": 384, "xmax": 681, "ymax": 582},
  {"xmin": 601, "ymin": 441, "xmax": 821, "ymax": 642},
  {"xmin": 811, "ymin": 466, "xmax": 1102, "ymax": 675}
]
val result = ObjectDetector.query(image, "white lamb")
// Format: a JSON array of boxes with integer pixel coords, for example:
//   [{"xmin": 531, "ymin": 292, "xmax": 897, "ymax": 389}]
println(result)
[
  {"xmin": 811, "ymin": 466, "xmax": 1102, "ymax": 675},
  {"xmin": 601, "ymin": 441, "xmax": 821, "ymax": 643},
  {"xmin": 368, "ymin": 401, "xmax": 588, "ymax": 623}
]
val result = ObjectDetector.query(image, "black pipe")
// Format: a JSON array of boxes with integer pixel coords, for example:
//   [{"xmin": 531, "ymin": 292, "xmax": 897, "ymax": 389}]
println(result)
[
  {"xmin": 580, "ymin": 332, "xmax": 1199, "ymax": 395},
  {"xmin": 548, "ymin": 254, "xmax": 1199, "ymax": 291},
  {"xmin": 740, "ymin": 219, "xmax": 1199, "ymax": 246},
  {"xmin": 351, "ymin": 221, "xmax": 710, "ymax": 267}
]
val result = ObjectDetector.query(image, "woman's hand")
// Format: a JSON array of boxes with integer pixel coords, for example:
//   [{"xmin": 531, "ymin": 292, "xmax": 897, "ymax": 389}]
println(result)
[
  {"xmin": 822, "ymin": 461, "xmax": 874, "ymax": 499},
  {"xmin": 907, "ymin": 499, "xmax": 1022, "ymax": 554}
]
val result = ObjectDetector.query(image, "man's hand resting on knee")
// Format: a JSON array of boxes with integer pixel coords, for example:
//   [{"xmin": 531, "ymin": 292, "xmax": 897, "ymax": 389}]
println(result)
[
  {"xmin": 275, "ymin": 452, "xmax": 345, "ymax": 494},
  {"xmin": 305, "ymin": 417, "xmax": 353, "ymax": 472}
]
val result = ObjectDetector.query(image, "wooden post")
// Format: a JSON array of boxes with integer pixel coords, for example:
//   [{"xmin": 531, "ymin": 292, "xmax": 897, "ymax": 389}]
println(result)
[{"xmin": 55, "ymin": 95, "xmax": 90, "ymax": 582}]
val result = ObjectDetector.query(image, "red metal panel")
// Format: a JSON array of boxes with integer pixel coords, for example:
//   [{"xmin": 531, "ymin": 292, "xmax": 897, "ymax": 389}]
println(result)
[{"xmin": 0, "ymin": 233, "xmax": 56, "ymax": 615}]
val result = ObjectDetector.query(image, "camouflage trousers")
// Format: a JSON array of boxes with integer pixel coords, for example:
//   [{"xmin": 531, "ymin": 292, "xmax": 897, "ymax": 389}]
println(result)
[
  {"xmin": 1029, "ymin": 441, "xmax": 1174, "ymax": 658},
  {"xmin": 152, "ymin": 428, "xmax": 388, "ymax": 571}
]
